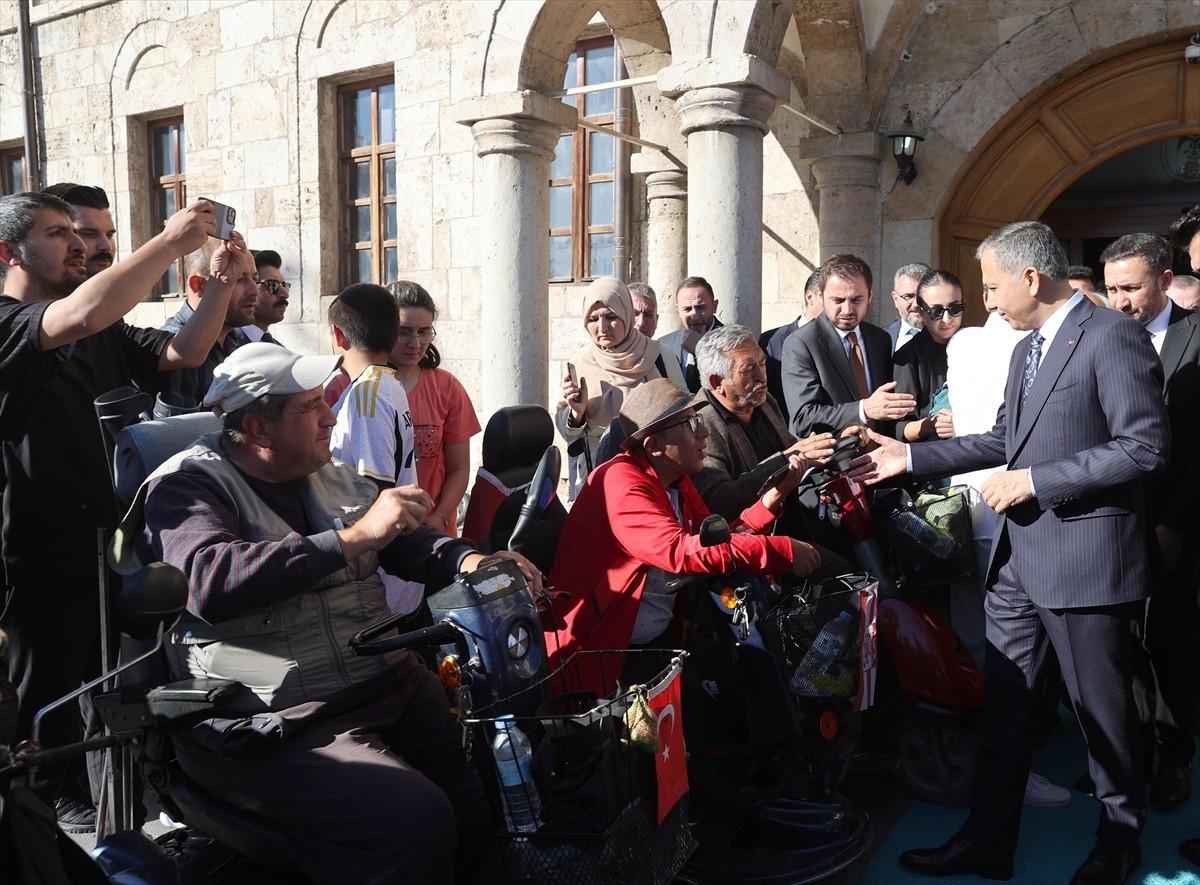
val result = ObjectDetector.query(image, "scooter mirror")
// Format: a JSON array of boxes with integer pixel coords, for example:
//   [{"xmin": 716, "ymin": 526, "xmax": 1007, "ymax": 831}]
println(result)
[
  {"xmin": 698, "ymin": 513, "xmax": 732, "ymax": 547},
  {"xmin": 509, "ymin": 445, "xmax": 562, "ymax": 555},
  {"xmin": 116, "ymin": 562, "xmax": 188, "ymax": 641}
]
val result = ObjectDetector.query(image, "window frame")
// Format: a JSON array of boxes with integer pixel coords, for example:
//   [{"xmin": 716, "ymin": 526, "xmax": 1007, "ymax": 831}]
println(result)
[
  {"xmin": 147, "ymin": 116, "xmax": 186, "ymax": 299},
  {"xmin": 0, "ymin": 145, "xmax": 24, "ymax": 195},
  {"xmin": 336, "ymin": 77, "xmax": 397, "ymax": 288},
  {"xmin": 549, "ymin": 36, "xmax": 624, "ymax": 283}
]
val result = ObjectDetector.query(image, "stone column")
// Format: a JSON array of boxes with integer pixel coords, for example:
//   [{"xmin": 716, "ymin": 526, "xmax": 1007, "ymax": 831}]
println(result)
[
  {"xmin": 659, "ymin": 56, "xmax": 790, "ymax": 331},
  {"xmin": 800, "ymin": 132, "xmax": 883, "ymax": 264},
  {"xmin": 631, "ymin": 153, "xmax": 688, "ymax": 330},
  {"xmin": 455, "ymin": 92, "xmax": 577, "ymax": 416}
]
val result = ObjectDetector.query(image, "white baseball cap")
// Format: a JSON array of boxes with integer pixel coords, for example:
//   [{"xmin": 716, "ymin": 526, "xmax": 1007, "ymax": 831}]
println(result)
[{"xmin": 204, "ymin": 343, "xmax": 342, "ymax": 416}]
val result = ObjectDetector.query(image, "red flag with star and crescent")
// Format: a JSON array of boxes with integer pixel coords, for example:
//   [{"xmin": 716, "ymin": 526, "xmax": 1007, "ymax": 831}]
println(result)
[{"xmin": 646, "ymin": 658, "xmax": 688, "ymax": 823}]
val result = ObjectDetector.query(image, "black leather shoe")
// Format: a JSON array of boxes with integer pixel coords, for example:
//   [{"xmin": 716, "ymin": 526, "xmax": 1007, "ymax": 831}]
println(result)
[
  {"xmin": 1068, "ymin": 843, "xmax": 1140, "ymax": 885},
  {"xmin": 1150, "ymin": 763, "xmax": 1191, "ymax": 808},
  {"xmin": 899, "ymin": 834, "xmax": 1013, "ymax": 880},
  {"xmin": 1075, "ymin": 772, "xmax": 1096, "ymax": 795},
  {"xmin": 1180, "ymin": 838, "xmax": 1200, "ymax": 867}
]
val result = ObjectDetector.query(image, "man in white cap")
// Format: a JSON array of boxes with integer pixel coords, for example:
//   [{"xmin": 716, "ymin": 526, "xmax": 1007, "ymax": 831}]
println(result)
[{"xmin": 116, "ymin": 342, "xmax": 539, "ymax": 885}]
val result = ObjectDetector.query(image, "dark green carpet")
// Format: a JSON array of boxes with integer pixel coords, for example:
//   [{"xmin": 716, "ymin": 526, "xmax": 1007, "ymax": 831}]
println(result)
[{"xmin": 861, "ymin": 707, "xmax": 1200, "ymax": 885}]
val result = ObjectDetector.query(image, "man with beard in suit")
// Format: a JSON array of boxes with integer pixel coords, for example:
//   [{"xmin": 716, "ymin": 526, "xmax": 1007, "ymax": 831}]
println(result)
[
  {"xmin": 1099, "ymin": 232, "xmax": 1200, "ymax": 812},
  {"xmin": 780, "ymin": 253, "xmax": 914, "ymax": 439}
]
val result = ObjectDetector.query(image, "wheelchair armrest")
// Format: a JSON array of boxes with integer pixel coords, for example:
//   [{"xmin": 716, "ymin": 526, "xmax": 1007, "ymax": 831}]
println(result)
[{"xmin": 146, "ymin": 678, "xmax": 241, "ymax": 721}]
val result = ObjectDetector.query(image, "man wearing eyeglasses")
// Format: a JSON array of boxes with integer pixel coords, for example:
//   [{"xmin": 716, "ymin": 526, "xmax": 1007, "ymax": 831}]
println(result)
[
  {"xmin": 885, "ymin": 262, "xmax": 930, "ymax": 353},
  {"xmin": 546, "ymin": 377, "xmax": 820, "ymax": 671},
  {"xmin": 242, "ymin": 249, "xmax": 289, "ymax": 345}
]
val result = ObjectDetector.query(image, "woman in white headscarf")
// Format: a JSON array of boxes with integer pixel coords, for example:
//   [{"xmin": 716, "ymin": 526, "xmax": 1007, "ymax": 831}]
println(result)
[{"xmin": 556, "ymin": 276, "xmax": 685, "ymax": 500}]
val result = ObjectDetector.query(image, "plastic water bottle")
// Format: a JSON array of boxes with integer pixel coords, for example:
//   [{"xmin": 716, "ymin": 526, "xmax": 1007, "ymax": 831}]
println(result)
[
  {"xmin": 492, "ymin": 715, "xmax": 542, "ymax": 833},
  {"xmin": 893, "ymin": 510, "xmax": 956, "ymax": 558},
  {"xmin": 790, "ymin": 610, "xmax": 855, "ymax": 696}
]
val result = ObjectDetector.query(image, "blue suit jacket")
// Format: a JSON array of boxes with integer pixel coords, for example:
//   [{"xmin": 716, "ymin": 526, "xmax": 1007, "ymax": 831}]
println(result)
[{"xmin": 910, "ymin": 298, "xmax": 1169, "ymax": 609}]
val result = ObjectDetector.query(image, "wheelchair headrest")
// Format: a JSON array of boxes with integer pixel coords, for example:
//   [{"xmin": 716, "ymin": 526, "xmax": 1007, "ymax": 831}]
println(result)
[
  {"xmin": 481, "ymin": 405, "xmax": 554, "ymax": 473},
  {"xmin": 114, "ymin": 411, "xmax": 223, "ymax": 507}
]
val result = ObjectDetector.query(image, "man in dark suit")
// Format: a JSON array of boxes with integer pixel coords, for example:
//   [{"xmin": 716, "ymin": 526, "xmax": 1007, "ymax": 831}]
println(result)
[
  {"xmin": 780, "ymin": 253, "xmax": 915, "ymax": 439},
  {"xmin": 851, "ymin": 222, "xmax": 1170, "ymax": 885},
  {"xmin": 760, "ymin": 271, "xmax": 822, "ymax": 406},
  {"xmin": 658, "ymin": 275, "xmax": 722, "ymax": 392},
  {"xmin": 1101, "ymin": 232, "xmax": 1200, "ymax": 810},
  {"xmin": 883, "ymin": 262, "xmax": 929, "ymax": 352},
  {"xmin": 1167, "ymin": 204, "xmax": 1200, "ymax": 871}
]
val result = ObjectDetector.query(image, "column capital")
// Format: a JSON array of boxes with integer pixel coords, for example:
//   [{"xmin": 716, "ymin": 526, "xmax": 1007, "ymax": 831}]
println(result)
[
  {"xmin": 811, "ymin": 154, "xmax": 880, "ymax": 190},
  {"xmin": 454, "ymin": 91, "xmax": 577, "ymax": 159},
  {"xmin": 645, "ymin": 169, "xmax": 687, "ymax": 202},
  {"xmin": 659, "ymin": 55, "xmax": 789, "ymax": 137},
  {"xmin": 797, "ymin": 131, "xmax": 884, "ymax": 162}
]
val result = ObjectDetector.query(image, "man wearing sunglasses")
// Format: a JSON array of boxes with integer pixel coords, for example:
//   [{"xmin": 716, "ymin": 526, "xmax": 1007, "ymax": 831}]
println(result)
[{"xmin": 242, "ymin": 249, "xmax": 289, "ymax": 345}]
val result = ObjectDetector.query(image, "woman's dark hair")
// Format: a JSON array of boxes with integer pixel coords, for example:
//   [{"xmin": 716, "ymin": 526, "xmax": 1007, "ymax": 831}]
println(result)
[
  {"xmin": 387, "ymin": 280, "xmax": 441, "ymax": 369},
  {"xmin": 916, "ymin": 268, "xmax": 963, "ymax": 297}
]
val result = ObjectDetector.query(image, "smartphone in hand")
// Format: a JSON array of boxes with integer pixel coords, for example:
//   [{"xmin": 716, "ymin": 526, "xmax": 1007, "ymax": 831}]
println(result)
[{"xmin": 202, "ymin": 198, "xmax": 237, "ymax": 240}]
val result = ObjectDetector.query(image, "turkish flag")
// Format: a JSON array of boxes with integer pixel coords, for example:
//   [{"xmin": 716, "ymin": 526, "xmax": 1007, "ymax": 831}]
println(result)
[{"xmin": 646, "ymin": 659, "xmax": 689, "ymax": 823}]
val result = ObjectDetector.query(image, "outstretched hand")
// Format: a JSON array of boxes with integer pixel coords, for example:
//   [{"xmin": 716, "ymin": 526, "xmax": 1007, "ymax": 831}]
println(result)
[{"xmin": 846, "ymin": 428, "xmax": 908, "ymax": 485}]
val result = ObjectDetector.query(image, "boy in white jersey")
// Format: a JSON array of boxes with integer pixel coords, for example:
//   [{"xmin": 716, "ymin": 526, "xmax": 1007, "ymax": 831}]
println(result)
[
  {"xmin": 329, "ymin": 284, "xmax": 416, "ymax": 488},
  {"xmin": 328, "ymin": 284, "xmax": 423, "ymax": 613}
]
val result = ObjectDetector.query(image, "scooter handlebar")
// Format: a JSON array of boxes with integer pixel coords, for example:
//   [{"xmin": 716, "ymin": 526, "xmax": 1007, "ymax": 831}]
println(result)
[{"xmin": 349, "ymin": 620, "xmax": 461, "ymax": 656}]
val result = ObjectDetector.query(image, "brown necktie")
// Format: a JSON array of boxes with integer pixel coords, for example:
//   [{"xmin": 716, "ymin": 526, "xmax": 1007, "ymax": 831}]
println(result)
[{"xmin": 847, "ymin": 330, "xmax": 870, "ymax": 399}]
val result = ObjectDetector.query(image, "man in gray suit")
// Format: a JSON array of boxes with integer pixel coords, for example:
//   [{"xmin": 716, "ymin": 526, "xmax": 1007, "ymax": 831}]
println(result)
[
  {"xmin": 658, "ymin": 275, "xmax": 721, "ymax": 393},
  {"xmin": 883, "ymin": 262, "xmax": 929, "ymax": 352},
  {"xmin": 851, "ymin": 222, "xmax": 1169, "ymax": 885},
  {"xmin": 780, "ymin": 253, "xmax": 914, "ymax": 439},
  {"xmin": 1102, "ymin": 232, "xmax": 1200, "ymax": 810}
]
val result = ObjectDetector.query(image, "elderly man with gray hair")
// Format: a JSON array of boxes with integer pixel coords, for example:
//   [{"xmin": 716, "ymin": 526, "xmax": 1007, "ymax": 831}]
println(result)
[{"xmin": 692, "ymin": 324, "xmax": 856, "ymax": 560}]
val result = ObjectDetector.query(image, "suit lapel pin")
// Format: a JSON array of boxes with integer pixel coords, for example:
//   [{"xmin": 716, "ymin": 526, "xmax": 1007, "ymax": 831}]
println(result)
[{"xmin": 1068, "ymin": 338, "xmax": 1076, "ymax": 347}]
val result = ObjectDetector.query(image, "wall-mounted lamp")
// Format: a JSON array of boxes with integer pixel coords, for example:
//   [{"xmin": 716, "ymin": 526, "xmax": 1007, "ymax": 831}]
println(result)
[{"xmin": 888, "ymin": 110, "xmax": 924, "ymax": 185}]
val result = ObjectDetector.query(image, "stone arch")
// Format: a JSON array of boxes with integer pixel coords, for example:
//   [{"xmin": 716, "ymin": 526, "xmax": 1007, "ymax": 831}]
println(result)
[
  {"xmin": 939, "ymin": 39, "xmax": 1199, "ymax": 324},
  {"xmin": 110, "ymin": 19, "xmax": 171, "ymax": 90}
]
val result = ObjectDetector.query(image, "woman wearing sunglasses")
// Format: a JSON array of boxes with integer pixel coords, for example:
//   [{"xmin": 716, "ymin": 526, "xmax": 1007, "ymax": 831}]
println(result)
[{"xmin": 892, "ymin": 269, "xmax": 966, "ymax": 442}]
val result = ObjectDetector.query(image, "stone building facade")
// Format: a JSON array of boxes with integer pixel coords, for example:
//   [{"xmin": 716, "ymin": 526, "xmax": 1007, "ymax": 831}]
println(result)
[{"xmin": 0, "ymin": 0, "xmax": 1196, "ymax": 423}]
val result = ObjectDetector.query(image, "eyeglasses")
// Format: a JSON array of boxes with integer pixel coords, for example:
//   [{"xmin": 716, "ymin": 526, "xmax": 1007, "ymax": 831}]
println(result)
[
  {"xmin": 397, "ymin": 327, "xmax": 437, "ymax": 344},
  {"xmin": 919, "ymin": 301, "xmax": 966, "ymax": 321},
  {"xmin": 258, "ymin": 280, "xmax": 291, "ymax": 295},
  {"xmin": 663, "ymin": 415, "xmax": 704, "ymax": 434},
  {"xmin": 895, "ymin": 291, "xmax": 919, "ymax": 302}
]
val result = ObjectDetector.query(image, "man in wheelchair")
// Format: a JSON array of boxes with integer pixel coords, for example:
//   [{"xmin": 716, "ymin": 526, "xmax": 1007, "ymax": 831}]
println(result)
[{"xmin": 113, "ymin": 343, "xmax": 540, "ymax": 885}]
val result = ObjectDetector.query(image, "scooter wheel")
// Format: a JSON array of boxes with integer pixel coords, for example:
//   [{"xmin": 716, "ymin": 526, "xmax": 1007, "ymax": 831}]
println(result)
[{"xmin": 893, "ymin": 717, "xmax": 978, "ymax": 806}]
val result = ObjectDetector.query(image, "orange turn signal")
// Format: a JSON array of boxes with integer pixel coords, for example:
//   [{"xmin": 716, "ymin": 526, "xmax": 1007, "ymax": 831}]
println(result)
[
  {"xmin": 439, "ymin": 655, "xmax": 461, "ymax": 689},
  {"xmin": 819, "ymin": 709, "xmax": 839, "ymax": 741}
]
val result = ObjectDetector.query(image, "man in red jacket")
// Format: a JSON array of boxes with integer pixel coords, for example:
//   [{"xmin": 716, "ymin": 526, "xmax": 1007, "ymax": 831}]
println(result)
[{"xmin": 546, "ymin": 378, "xmax": 820, "ymax": 668}]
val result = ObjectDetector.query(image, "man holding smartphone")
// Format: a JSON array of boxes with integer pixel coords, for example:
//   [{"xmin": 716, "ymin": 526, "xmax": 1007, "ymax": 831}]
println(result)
[
  {"xmin": 154, "ymin": 232, "xmax": 258, "ymax": 415},
  {"xmin": 0, "ymin": 193, "xmax": 244, "ymax": 830}
]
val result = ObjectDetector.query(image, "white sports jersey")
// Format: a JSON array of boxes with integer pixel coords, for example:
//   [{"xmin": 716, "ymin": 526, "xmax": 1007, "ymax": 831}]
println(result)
[{"xmin": 330, "ymin": 364, "xmax": 417, "ymax": 487}]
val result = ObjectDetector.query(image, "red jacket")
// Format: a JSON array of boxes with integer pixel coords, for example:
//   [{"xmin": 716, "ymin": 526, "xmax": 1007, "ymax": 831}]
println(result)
[{"xmin": 544, "ymin": 449, "xmax": 795, "ymax": 686}]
